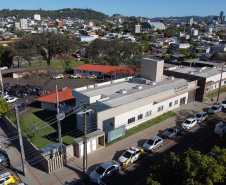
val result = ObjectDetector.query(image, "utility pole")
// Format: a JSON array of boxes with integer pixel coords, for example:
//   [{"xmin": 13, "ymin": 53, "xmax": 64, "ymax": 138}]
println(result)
[
  {"xmin": 0, "ymin": 68, "xmax": 3, "ymax": 92},
  {"xmin": 216, "ymin": 66, "xmax": 225, "ymax": 104},
  {"xmin": 56, "ymin": 85, "xmax": 65, "ymax": 164},
  {"xmin": 79, "ymin": 101, "xmax": 91, "ymax": 175},
  {"xmin": 15, "ymin": 106, "xmax": 27, "ymax": 176}
]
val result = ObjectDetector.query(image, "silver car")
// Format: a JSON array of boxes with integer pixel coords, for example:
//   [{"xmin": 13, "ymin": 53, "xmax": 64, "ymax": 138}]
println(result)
[
  {"xmin": 143, "ymin": 136, "xmax": 163, "ymax": 151},
  {"xmin": 194, "ymin": 112, "xmax": 208, "ymax": 123},
  {"xmin": 220, "ymin": 100, "xmax": 226, "ymax": 109},
  {"xmin": 208, "ymin": 104, "xmax": 222, "ymax": 114},
  {"xmin": 89, "ymin": 160, "xmax": 120, "ymax": 183}
]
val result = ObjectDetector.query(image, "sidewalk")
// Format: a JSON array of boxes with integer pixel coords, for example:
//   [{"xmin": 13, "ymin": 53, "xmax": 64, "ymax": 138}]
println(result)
[{"xmin": 2, "ymin": 93, "xmax": 226, "ymax": 185}]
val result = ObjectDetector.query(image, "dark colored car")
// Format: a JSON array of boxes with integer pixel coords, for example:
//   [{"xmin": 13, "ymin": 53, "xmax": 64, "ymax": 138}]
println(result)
[
  {"xmin": 0, "ymin": 150, "xmax": 10, "ymax": 168},
  {"xmin": 162, "ymin": 127, "xmax": 181, "ymax": 139},
  {"xmin": 13, "ymin": 104, "xmax": 26, "ymax": 112}
]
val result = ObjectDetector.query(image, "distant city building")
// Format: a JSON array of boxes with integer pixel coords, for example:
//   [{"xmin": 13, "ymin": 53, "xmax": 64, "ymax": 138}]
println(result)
[
  {"xmin": 20, "ymin": 18, "xmax": 28, "ymax": 30},
  {"xmin": 141, "ymin": 21, "xmax": 166, "ymax": 31},
  {"xmin": 56, "ymin": 21, "xmax": 64, "ymax": 26},
  {"xmin": 13, "ymin": 22, "xmax": 20, "ymax": 31},
  {"xmin": 220, "ymin": 11, "xmax": 224, "ymax": 23},
  {"xmin": 131, "ymin": 23, "xmax": 141, "ymax": 33},
  {"xmin": 189, "ymin": 18, "xmax": 193, "ymax": 25},
  {"xmin": 34, "ymin": 14, "xmax": 41, "ymax": 21},
  {"xmin": 87, "ymin": 21, "xmax": 95, "ymax": 27}
]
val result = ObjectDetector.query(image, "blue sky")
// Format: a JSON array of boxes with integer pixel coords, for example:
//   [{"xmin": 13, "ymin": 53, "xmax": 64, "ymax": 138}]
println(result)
[{"xmin": 1, "ymin": 0, "xmax": 226, "ymax": 18}]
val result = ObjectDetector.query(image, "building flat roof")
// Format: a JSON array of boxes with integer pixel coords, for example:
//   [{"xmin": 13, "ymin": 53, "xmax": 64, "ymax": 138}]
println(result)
[
  {"xmin": 169, "ymin": 66, "xmax": 223, "ymax": 78},
  {"xmin": 75, "ymin": 77, "xmax": 192, "ymax": 108}
]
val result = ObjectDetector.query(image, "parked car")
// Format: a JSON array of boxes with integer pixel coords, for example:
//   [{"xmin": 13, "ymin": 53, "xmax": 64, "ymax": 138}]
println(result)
[
  {"xmin": 181, "ymin": 118, "xmax": 197, "ymax": 130},
  {"xmin": 214, "ymin": 122, "xmax": 226, "ymax": 135},
  {"xmin": 70, "ymin": 74, "xmax": 81, "ymax": 78},
  {"xmin": 143, "ymin": 136, "xmax": 163, "ymax": 151},
  {"xmin": 0, "ymin": 149, "xmax": 10, "ymax": 168},
  {"xmin": 86, "ymin": 75, "xmax": 97, "ymax": 79},
  {"xmin": 220, "ymin": 100, "xmax": 226, "ymax": 109},
  {"xmin": 12, "ymin": 104, "xmax": 26, "ymax": 112},
  {"xmin": 6, "ymin": 97, "xmax": 18, "ymax": 103},
  {"xmin": 162, "ymin": 127, "xmax": 181, "ymax": 139},
  {"xmin": 194, "ymin": 111, "xmax": 208, "ymax": 123},
  {"xmin": 208, "ymin": 104, "xmax": 222, "ymax": 114},
  {"xmin": 118, "ymin": 147, "xmax": 144, "ymax": 166},
  {"xmin": 0, "ymin": 66, "xmax": 8, "ymax": 70},
  {"xmin": 89, "ymin": 160, "xmax": 120, "ymax": 183},
  {"xmin": 0, "ymin": 94, "xmax": 9, "ymax": 99},
  {"xmin": 0, "ymin": 172, "xmax": 15, "ymax": 185},
  {"xmin": 53, "ymin": 74, "xmax": 64, "ymax": 79}
]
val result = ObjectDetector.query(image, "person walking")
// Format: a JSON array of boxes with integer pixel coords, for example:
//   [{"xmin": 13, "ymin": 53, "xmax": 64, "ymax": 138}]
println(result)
[{"xmin": 25, "ymin": 99, "xmax": 28, "ymax": 108}]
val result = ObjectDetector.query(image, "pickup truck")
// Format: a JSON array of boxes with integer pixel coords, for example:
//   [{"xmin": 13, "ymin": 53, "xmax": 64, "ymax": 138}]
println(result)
[{"xmin": 162, "ymin": 127, "xmax": 181, "ymax": 139}]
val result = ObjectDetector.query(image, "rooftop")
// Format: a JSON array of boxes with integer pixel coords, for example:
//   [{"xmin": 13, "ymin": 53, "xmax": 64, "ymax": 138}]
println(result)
[
  {"xmin": 36, "ymin": 87, "xmax": 75, "ymax": 104},
  {"xmin": 74, "ymin": 77, "xmax": 192, "ymax": 108},
  {"xmin": 72, "ymin": 64, "xmax": 139, "ymax": 75},
  {"xmin": 169, "ymin": 66, "xmax": 223, "ymax": 78}
]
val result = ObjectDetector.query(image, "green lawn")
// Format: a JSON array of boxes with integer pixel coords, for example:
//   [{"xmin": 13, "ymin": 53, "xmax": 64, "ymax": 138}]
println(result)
[
  {"xmin": 206, "ymin": 87, "xmax": 226, "ymax": 99},
  {"xmin": 105, "ymin": 111, "xmax": 177, "ymax": 147},
  {"xmin": 21, "ymin": 60, "xmax": 84, "ymax": 69},
  {"xmin": 202, "ymin": 98, "xmax": 208, "ymax": 102},
  {"xmin": 6, "ymin": 109, "xmax": 82, "ymax": 149}
]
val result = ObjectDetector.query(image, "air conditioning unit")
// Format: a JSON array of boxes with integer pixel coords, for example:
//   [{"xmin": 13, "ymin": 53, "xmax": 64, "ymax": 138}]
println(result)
[
  {"xmin": 135, "ymin": 85, "xmax": 142, "ymax": 89},
  {"xmin": 119, "ymin": 89, "xmax": 127, "ymax": 94}
]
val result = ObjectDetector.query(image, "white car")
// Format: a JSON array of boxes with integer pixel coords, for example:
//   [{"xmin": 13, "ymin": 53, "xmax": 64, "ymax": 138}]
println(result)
[
  {"xmin": 70, "ymin": 74, "xmax": 81, "ymax": 78},
  {"xmin": 220, "ymin": 100, "xmax": 226, "ymax": 109},
  {"xmin": 6, "ymin": 97, "xmax": 18, "ymax": 103},
  {"xmin": 181, "ymin": 118, "xmax": 197, "ymax": 130},
  {"xmin": 1, "ymin": 94, "xmax": 9, "ymax": 99},
  {"xmin": 53, "ymin": 74, "xmax": 64, "ymax": 79}
]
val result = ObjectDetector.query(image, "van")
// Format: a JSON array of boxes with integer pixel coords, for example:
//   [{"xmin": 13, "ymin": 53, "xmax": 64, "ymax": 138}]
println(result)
[
  {"xmin": 214, "ymin": 122, "xmax": 226, "ymax": 135},
  {"xmin": 0, "ymin": 172, "xmax": 15, "ymax": 185}
]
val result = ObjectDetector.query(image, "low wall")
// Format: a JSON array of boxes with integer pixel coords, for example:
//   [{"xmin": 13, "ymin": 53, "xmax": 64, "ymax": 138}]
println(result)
[{"xmin": 1, "ymin": 115, "xmax": 46, "ymax": 172}]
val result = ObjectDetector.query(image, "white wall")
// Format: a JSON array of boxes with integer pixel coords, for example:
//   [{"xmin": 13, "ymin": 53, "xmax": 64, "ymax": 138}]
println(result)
[{"xmin": 114, "ymin": 92, "xmax": 188, "ymax": 130}]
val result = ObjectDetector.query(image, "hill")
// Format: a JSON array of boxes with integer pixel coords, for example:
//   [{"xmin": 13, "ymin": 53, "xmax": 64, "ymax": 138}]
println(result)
[{"xmin": 0, "ymin": 8, "xmax": 108, "ymax": 21}]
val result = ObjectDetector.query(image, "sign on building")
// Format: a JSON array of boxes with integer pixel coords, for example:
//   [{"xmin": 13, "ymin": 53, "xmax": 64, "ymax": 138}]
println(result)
[{"xmin": 107, "ymin": 125, "xmax": 126, "ymax": 142}]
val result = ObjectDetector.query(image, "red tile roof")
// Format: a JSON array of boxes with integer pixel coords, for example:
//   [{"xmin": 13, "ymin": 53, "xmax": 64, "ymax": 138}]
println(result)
[
  {"xmin": 36, "ymin": 88, "xmax": 75, "ymax": 104},
  {"xmin": 71, "ymin": 64, "xmax": 140, "ymax": 75}
]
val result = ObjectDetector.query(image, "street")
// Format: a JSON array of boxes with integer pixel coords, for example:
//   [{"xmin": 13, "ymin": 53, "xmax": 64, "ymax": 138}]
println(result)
[{"xmin": 76, "ymin": 112, "xmax": 225, "ymax": 185}]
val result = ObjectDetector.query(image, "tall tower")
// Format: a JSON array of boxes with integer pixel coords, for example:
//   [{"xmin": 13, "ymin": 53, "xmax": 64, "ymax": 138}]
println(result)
[{"xmin": 220, "ymin": 11, "xmax": 224, "ymax": 23}]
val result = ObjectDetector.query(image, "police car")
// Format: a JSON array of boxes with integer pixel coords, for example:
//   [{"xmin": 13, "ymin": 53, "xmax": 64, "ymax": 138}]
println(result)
[
  {"xmin": 0, "ymin": 172, "xmax": 15, "ymax": 185},
  {"xmin": 118, "ymin": 147, "xmax": 144, "ymax": 166}
]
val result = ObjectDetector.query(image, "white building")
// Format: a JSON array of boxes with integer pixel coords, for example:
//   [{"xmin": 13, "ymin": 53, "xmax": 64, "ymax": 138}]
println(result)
[
  {"xmin": 76, "ymin": 35, "xmax": 97, "ymax": 42},
  {"xmin": 20, "ymin": 18, "xmax": 28, "ymax": 30},
  {"xmin": 72, "ymin": 58, "xmax": 198, "ymax": 137},
  {"xmin": 34, "ymin": 14, "xmax": 41, "ymax": 21},
  {"xmin": 175, "ymin": 43, "xmax": 190, "ymax": 49}
]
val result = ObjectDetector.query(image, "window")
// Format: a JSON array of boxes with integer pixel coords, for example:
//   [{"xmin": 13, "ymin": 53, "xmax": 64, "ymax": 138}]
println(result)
[
  {"xmin": 146, "ymin": 110, "xmax": 152, "ymax": 117},
  {"xmin": 174, "ymin": 100, "xmax": 178, "ymax": 105},
  {"xmin": 210, "ymin": 85, "xmax": 214, "ymax": 90},
  {"xmin": 138, "ymin": 114, "xmax": 143, "ymax": 120},
  {"xmin": 157, "ymin": 106, "xmax": 163, "ymax": 112},
  {"xmin": 224, "ymin": 81, "xmax": 226, "ymax": 85},
  {"xmin": 206, "ymin": 87, "xmax": 209, "ymax": 92},
  {"xmin": 83, "ymin": 70, "xmax": 86, "ymax": 73},
  {"xmin": 99, "ymin": 72, "xmax": 101, "ymax": 75},
  {"xmin": 169, "ymin": 102, "xmax": 172, "ymax": 107},
  {"xmin": 128, "ymin": 117, "xmax": 135, "ymax": 124}
]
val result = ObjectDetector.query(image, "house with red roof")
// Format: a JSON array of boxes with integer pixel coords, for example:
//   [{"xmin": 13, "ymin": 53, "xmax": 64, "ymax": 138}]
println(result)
[
  {"xmin": 36, "ymin": 87, "xmax": 75, "ymax": 112},
  {"xmin": 71, "ymin": 64, "xmax": 140, "ymax": 79}
]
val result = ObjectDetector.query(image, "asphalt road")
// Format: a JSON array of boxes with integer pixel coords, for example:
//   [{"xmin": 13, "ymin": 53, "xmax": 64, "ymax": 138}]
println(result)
[{"xmin": 76, "ymin": 112, "xmax": 225, "ymax": 185}]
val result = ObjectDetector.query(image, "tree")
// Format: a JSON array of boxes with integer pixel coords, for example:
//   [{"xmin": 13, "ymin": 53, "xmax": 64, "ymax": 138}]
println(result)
[
  {"xmin": 147, "ymin": 149, "xmax": 226, "ymax": 185},
  {"xmin": 33, "ymin": 32, "xmax": 66, "ymax": 66},
  {"xmin": 0, "ymin": 45, "xmax": 14, "ymax": 67},
  {"xmin": 0, "ymin": 99, "xmax": 10, "ymax": 116},
  {"xmin": 23, "ymin": 66, "xmax": 59, "ymax": 95},
  {"xmin": 58, "ymin": 36, "xmax": 81, "ymax": 71},
  {"xmin": 14, "ymin": 35, "xmax": 36, "ymax": 66}
]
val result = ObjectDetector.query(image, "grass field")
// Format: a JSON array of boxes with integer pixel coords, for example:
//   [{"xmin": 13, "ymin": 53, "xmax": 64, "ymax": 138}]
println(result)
[
  {"xmin": 105, "ymin": 111, "xmax": 177, "ymax": 147},
  {"xmin": 6, "ymin": 109, "xmax": 82, "ymax": 149},
  {"xmin": 206, "ymin": 87, "xmax": 226, "ymax": 99},
  {"xmin": 21, "ymin": 60, "xmax": 84, "ymax": 69}
]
